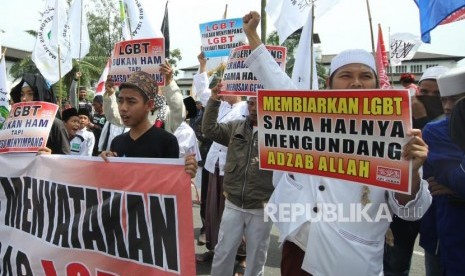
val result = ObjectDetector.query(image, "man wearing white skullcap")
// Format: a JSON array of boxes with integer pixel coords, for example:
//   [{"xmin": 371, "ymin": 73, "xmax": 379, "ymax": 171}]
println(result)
[
  {"xmin": 437, "ymin": 67, "xmax": 465, "ymax": 116},
  {"xmin": 384, "ymin": 65, "xmax": 450, "ymax": 276},
  {"xmin": 410, "ymin": 66, "xmax": 450, "ymax": 129},
  {"xmin": 419, "ymin": 66, "xmax": 449, "ymax": 85},
  {"xmin": 420, "ymin": 66, "xmax": 465, "ymax": 275},
  {"xmin": 241, "ymin": 11, "xmax": 432, "ymax": 276}
]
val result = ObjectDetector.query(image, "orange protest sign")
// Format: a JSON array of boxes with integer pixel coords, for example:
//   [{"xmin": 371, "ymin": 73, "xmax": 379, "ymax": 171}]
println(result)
[
  {"xmin": 0, "ymin": 101, "xmax": 58, "ymax": 153},
  {"xmin": 257, "ymin": 89, "xmax": 413, "ymax": 193},
  {"xmin": 109, "ymin": 38, "xmax": 165, "ymax": 86}
]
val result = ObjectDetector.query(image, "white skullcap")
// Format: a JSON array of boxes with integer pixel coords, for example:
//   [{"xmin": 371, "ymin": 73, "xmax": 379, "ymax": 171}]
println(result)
[
  {"xmin": 419, "ymin": 66, "xmax": 449, "ymax": 83},
  {"xmin": 437, "ymin": 67, "xmax": 465, "ymax": 97},
  {"xmin": 330, "ymin": 49, "xmax": 376, "ymax": 76}
]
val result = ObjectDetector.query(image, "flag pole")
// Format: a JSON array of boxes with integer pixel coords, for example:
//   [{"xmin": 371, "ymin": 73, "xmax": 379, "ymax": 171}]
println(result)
[
  {"xmin": 57, "ymin": 45, "xmax": 63, "ymax": 111},
  {"xmin": 223, "ymin": 4, "xmax": 228, "ymax": 19},
  {"xmin": 388, "ymin": 26, "xmax": 394, "ymax": 84},
  {"xmin": 365, "ymin": 0, "xmax": 376, "ymax": 55},
  {"xmin": 78, "ymin": 0, "xmax": 84, "ymax": 65},
  {"xmin": 0, "ymin": 47, "xmax": 6, "ymax": 63},
  {"xmin": 77, "ymin": 0, "xmax": 84, "ymax": 98},
  {"xmin": 309, "ymin": 1, "xmax": 315, "ymax": 89},
  {"xmin": 124, "ymin": 2, "xmax": 133, "ymax": 39}
]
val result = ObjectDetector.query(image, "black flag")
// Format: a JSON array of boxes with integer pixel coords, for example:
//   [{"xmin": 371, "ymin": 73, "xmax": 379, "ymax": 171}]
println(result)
[{"xmin": 161, "ymin": 1, "xmax": 170, "ymax": 59}]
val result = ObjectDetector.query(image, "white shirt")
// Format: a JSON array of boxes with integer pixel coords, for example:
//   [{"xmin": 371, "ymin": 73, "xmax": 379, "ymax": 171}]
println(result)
[
  {"xmin": 245, "ymin": 44, "xmax": 432, "ymax": 276},
  {"xmin": 70, "ymin": 128, "xmax": 95, "ymax": 156},
  {"xmin": 203, "ymin": 101, "xmax": 248, "ymax": 175},
  {"xmin": 193, "ymin": 72, "xmax": 211, "ymax": 107},
  {"xmin": 97, "ymin": 121, "xmax": 129, "ymax": 152},
  {"xmin": 194, "ymin": 71, "xmax": 249, "ymax": 175},
  {"xmin": 174, "ymin": 121, "xmax": 201, "ymax": 159}
]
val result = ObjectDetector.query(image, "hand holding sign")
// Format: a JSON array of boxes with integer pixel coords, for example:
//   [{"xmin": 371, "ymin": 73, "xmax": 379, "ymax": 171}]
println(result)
[
  {"xmin": 199, "ymin": 18, "xmax": 246, "ymax": 58},
  {"xmin": 160, "ymin": 60, "xmax": 173, "ymax": 85},
  {"xmin": 197, "ymin": 52, "xmax": 207, "ymax": 73},
  {"xmin": 109, "ymin": 38, "xmax": 165, "ymax": 86},
  {"xmin": 211, "ymin": 83, "xmax": 222, "ymax": 101}
]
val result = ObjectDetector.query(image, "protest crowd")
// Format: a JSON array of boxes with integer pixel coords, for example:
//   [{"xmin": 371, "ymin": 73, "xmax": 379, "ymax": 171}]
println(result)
[{"xmin": 1, "ymin": 1, "xmax": 465, "ymax": 276}]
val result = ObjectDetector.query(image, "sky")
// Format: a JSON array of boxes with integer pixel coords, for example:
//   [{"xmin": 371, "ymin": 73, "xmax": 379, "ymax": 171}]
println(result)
[{"xmin": 1, "ymin": 0, "xmax": 465, "ymax": 72}]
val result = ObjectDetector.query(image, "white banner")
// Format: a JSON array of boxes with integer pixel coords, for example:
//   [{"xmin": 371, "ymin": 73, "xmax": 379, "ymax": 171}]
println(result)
[
  {"xmin": 266, "ymin": 0, "xmax": 341, "ymax": 44},
  {"xmin": 123, "ymin": 0, "xmax": 163, "ymax": 39},
  {"xmin": 32, "ymin": 0, "xmax": 73, "ymax": 84},
  {"xmin": 68, "ymin": 0, "xmax": 90, "ymax": 59},
  {"xmin": 389, "ymin": 33, "xmax": 422, "ymax": 66},
  {"xmin": 291, "ymin": 13, "xmax": 318, "ymax": 90}
]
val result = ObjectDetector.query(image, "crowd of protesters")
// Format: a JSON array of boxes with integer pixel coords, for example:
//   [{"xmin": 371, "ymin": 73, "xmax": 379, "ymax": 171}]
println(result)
[{"xmin": 5, "ymin": 10, "xmax": 465, "ymax": 276}]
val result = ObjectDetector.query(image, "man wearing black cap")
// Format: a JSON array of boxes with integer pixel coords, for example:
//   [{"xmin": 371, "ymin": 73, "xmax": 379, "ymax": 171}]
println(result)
[
  {"xmin": 69, "ymin": 108, "xmax": 95, "ymax": 156},
  {"xmin": 10, "ymin": 73, "xmax": 70, "ymax": 154},
  {"xmin": 62, "ymin": 107, "xmax": 80, "ymax": 141}
]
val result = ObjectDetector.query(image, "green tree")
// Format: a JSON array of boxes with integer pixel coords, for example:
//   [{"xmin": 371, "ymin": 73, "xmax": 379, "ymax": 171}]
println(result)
[
  {"xmin": 10, "ymin": 0, "xmax": 120, "ymax": 102},
  {"xmin": 168, "ymin": 48, "xmax": 182, "ymax": 77}
]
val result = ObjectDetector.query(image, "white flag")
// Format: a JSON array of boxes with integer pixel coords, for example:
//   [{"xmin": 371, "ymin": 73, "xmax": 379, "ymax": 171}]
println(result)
[
  {"xmin": 32, "ymin": 0, "xmax": 73, "ymax": 84},
  {"xmin": 123, "ymin": 0, "xmax": 163, "ymax": 39},
  {"xmin": 389, "ymin": 33, "xmax": 422, "ymax": 66},
  {"xmin": 0, "ymin": 39, "xmax": 10, "ymax": 128},
  {"xmin": 68, "ymin": 0, "xmax": 90, "ymax": 59},
  {"xmin": 291, "ymin": 14, "xmax": 318, "ymax": 90},
  {"xmin": 266, "ymin": 0, "xmax": 341, "ymax": 44}
]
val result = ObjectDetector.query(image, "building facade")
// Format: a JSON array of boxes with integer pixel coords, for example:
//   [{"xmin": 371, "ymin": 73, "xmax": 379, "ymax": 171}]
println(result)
[{"xmin": 320, "ymin": 51, "xmax": 464, "ymax": 88}]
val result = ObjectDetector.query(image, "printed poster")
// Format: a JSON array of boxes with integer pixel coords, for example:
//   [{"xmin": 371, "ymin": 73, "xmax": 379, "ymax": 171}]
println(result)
[
  {"xmin": 0, "ymin": 155, "xmax": 195, "ymax": 275},
  {"xmin": 109, "ymin": 38, "xmax": 165, "ymax": 86},
  {"xmin": 257, "ymin": 89, "xmax": 413, "ymax": 193},
  {"xmin": 220, "ymin": 45, "xmax": 287, "ymax": 97},
  {"xmin": 0, "ymin": 101, "xmax": 58, "ymax": 153},
  {"xmin": 199, "ymin": 18, "xmax": 246, "ymax": 58}
]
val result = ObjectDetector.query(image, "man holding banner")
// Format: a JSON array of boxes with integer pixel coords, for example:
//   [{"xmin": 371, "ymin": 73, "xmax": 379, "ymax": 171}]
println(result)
[{"xmin": 242, "ymin": 11, "xmax": 431, "ymax": 276}]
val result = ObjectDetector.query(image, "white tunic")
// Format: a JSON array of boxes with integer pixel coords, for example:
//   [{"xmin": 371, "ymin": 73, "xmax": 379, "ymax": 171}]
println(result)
[
  {"xmin": 174, "ymin": 121, "xmax": 201, "ymax": 159},
  {"xmin": 194, "ymin": 71, "xmax": 249, "ymax": 175},
  {"xmin": 70, "ymin": 128, "xmax": 95, "ymax": 156},
  {"xmin": 245, "ymin": 44, "xmax": 432, "ymax": 276}
]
